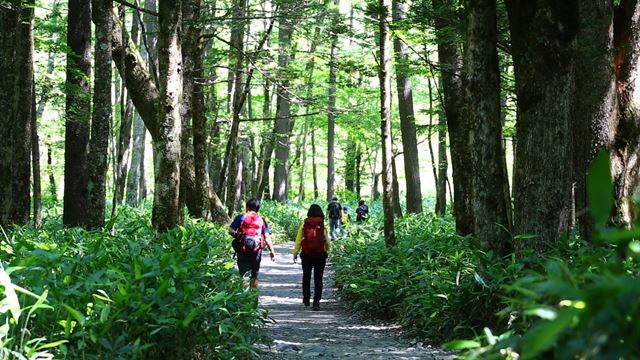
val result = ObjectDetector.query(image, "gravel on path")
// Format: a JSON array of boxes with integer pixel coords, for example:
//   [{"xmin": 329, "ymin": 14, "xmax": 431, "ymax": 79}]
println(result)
[{"xmin": 256, "ymin": 242, "xmax": 453, "ymax": 359}]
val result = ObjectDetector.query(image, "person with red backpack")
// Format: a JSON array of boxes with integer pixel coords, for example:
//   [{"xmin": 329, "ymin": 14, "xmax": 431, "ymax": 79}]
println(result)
[
  {"xmin": 228, "ymin": 198, "xmax": 276, "ymax": 288},
  {"xmin": 293, "ymin": 204, "xmax": 331, "ymax": 311}
]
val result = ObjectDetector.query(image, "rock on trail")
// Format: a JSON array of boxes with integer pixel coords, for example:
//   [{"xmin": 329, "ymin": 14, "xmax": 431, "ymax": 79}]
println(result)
[{"xmin": 257, "ymin": 242, "xmax": 452, "ymax": 359}]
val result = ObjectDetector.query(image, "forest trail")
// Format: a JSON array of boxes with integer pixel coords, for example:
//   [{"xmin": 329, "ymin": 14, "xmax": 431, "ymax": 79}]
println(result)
[{"xmin": 257, "ymin": 242, "xmax": 452, "ymax": 359}]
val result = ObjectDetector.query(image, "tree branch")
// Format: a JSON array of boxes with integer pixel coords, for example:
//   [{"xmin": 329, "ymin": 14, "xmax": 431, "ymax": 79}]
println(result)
[{"xmin": 113, "ymin": 0, "xmax": 158, "ymax": 17}]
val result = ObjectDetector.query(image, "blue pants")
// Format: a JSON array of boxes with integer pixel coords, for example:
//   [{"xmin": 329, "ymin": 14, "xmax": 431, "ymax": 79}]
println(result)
[{"xmin": 329, "ymin": 218, "xmax": 341, "ymax": 239}]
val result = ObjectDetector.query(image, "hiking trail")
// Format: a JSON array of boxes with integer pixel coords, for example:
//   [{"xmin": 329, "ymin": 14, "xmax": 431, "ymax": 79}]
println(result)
[{"xmin": 257, "ymin": 242, "xmax": 453, "ymax": 359}]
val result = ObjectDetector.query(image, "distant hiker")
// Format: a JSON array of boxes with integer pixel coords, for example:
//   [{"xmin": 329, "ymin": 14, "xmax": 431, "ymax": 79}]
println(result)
[
  {"xmin": 356, "ymin": 200, "xmax": 369, "ymax": 222},
  {"xmin": 229, "ymin": 198, "xmax": 277, "ymax": 288},
  {"xmin": 294, "ymin": 204, "xmax": 331, "ymax": 311},
  {"xmin": 341, "ymin": 205, "xmax": 351, "ymax": 225},
  {"xmin": 327, "ymin": 196, "xmax": 343, "ymax": 239}
]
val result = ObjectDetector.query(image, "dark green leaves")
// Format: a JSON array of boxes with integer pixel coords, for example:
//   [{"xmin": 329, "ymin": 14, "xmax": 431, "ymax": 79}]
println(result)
[{"xmin": 587, "ymin": 150, "xmax": 614, "ymax": 230}]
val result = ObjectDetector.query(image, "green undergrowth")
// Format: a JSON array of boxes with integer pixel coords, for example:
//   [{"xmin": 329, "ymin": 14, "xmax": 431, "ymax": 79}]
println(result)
[{"xmin": 0, "ymin": 207, "xmax": 267, "ymax": 359}]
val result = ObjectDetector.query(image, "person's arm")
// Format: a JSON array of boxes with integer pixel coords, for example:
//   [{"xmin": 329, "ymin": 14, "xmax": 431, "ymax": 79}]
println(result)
[
  {"xmin": 293, "ymin": 225, "xmax": 303, "ymax": 260},
  {"xmin": 324, "ymin": 227, "xmax": 331, "ymax": 253},
  {"xmin": 228, "ymin": 215, "xmax": 242, "ymax": 237},
  {"xmin": 263, "ymin": 233, "xmax": 276, "ymax": 260}
]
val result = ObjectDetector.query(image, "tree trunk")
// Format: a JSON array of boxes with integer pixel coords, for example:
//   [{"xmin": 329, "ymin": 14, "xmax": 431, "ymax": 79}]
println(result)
[
  {"xmin": 573, "ymin": 1, "xmax": 616, "ymax": 239},
  {"xmin": 63, "ymin": 0, "xmax": 91, "ymax": 227},
  {"xmin": 0, "ymin": 0, "xmax": 19, "ymax": 224},
  {"xmin": 345, "ymin": 136, "xmax": 357, "ymax": 192},
  {"xmin": 9, "ymin": 0, "xmax": 34, "ymax": 225},
  {"xmin": 433, "ymin": 0, "xmax": 473, "ymax": 235},
  {"xmin": 326, "ymin": 2, "xmax": 339, "ymax": 201},
  {"xmin": 153, "ymin": 0, "xmax": 183, "ymax": 231},
  {"xmin": 31, "ymin": 83, "xmax": 41, "ymax": 227},
  {"xmin": 181, "ymin": 0, "xmax": 202, "ymax": 217},
  {"xmin": 392, "ymin": 156, "xmax": 403, "ymax": 217},
  {"xmin": 355, "ymin": 143, "xmax": 362, "ymax": 199},
  {"xmin": 392, "ymin": 0, "xmax": 422, "ymax": 214},
  {"xmin": 113, "ymin": 9, "xmax": 139, "ymax": 214},
  {"xmin": 610, "ymin": 0, "xmax": 640, "ymax": 228},
  {"xmin": 506, "ymin": 0, "xmax": 578, "ymax": 250},
  {"xmin": 192, "ymin": 21, "xmax": 210, "ymax": 219},
  {"xmin": 465, "ymin": 0, "xmax": 511, "ymax": 256},
  {"xmin": 436, "ymin": 107, "xmax": 448, "ymax": 215},
  {"xmin": 87, "ymin": 0, "xmax": 113, "ymax": 229},
  {"xmin": 312, "ymin": 128, "xmax": 319, "ymax": 200},
  {"xmin": 126, "ymin": 114, "xmax": 146, "ymax": 206},
  {"xmin": 272, "ymin": 11, "xmax": 294, "ymax": 202},
  {"xmin": 47, "ymin": 146, "xmax": 57, "ymax": 199},
  {"xmin": 379, "ymin": 0, "xmax": 396, "ymax": 247}
]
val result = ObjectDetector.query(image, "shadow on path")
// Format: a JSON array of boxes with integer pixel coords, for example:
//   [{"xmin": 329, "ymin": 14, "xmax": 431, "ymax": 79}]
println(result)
[{"xmin": 257, "ymin": 242, "xmax": 452, "ymax": 359}]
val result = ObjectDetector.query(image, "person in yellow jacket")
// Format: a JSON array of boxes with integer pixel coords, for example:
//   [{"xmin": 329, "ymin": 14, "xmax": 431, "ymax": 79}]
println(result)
[{"xmin": 293, "ymin": 204, "xmax": 331, "ymax": 311}]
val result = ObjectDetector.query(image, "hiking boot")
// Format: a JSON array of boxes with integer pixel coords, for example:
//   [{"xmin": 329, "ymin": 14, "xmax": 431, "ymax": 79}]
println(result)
[
  {"xmin": 312, "ymin": 301, "xmax": 320, "ymax": 311},
  {"xmin": 303, "ymin": 299, "xmax": 310, "ymax": 307}
]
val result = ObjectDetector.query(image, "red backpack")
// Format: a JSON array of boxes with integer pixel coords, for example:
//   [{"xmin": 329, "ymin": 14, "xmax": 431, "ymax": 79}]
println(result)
[
  {"xmin": 301, "ymin": 217, "xmax": 326, "ymax": 256},
  {"xmin": 238, "ymin": 213, "xmax": 264, "ymax": 254}
]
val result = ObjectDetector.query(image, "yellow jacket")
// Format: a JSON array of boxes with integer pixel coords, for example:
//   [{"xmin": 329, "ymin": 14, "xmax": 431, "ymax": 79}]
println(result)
[{"xmin": 293, "ymin": 222, "xmax": 331, "ymax": 257}]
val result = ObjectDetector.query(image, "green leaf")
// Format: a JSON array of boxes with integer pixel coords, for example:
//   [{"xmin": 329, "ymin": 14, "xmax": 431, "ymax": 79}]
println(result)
[
  {"xmin": 521, "ymin": 309, "xmax": 576, "ymax": 359},
  {"xmin": 182, "ymin": 308, "xmax": 198, "ymax": 327},
  {"xmin": 524, "ymin": 306, "xmax": 557, "ymax": 320},
  {"xmin": 587, "ymin": 151, "xmax": 614, "ymax": 229},
  {"xmin": 36, "ymin": 339, "xmax": 68, "ymax": 350},
  {"xmin": 62, "ymin": 303, "xmax": 85, "ymax": 326},
  {"xmin": 444, "ymin": 340, "xmax": 481, "ymax": 350}
]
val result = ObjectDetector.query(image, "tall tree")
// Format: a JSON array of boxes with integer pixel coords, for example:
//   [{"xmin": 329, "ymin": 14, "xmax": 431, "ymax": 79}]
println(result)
[
  {"xmin": 433, "ymin": 0, "xmax": 473, "ymax": 234},
  {"xmin": 506, "ymin": 0, "xmax": 578, "ymax": 250},
  {"xmin": 379, "ymin": 0, "xmax": 396, "ymax": 247},
  {"xmin": 10, "ymin": 0, "xmax": 35, "ymax": 225},
  {"xmin": 32, "ymin": 89, "xmax": 41, "ymax": 227},
  {"xmin": 392, "ymin": 0, "xmax": 422, "ymax": 213},
  {"xmin": 435, "ymin": 107, "xmax": 448, "ymax": 215},
  {"xmin": 87, "ymin": 0, "xmax": 113, "ymax": 229},
  {"xmin": 464, "ymin": 0, "xmax": 511, "ymax": 255},
  {"xmin": 573, "ymin": 0, "xmax": 616, "ymax": 239},
  {"xmin": 153, "ymin": 0, "xmax": 183, "ymax": 231},
  {"xmin": 126, "ymin": 113, "xmax": 146, "ymax": 206},
  {"xmin": 63, "ymin": 0, "xmax": 91, "ymax": 227},
  {"xmin": 326, "ymin": 0, "xmax": 339, "ymax": 201},
  {"xmin": 0, "ymin": 0, "xmax": 19, "ymax": 224},
  {"xmin": 272, "ymin": 4, "xmax": 294, "ymax": 202}
]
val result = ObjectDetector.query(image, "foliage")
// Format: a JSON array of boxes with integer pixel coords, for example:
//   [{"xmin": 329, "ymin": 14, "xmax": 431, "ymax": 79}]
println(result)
[
  {"xmin": 332, "ymin": 209, "xmax": 515, "ymax": 343},
  {"xmin": 0, "ymin": 208, "xmax": 266, "ymax": 359}
]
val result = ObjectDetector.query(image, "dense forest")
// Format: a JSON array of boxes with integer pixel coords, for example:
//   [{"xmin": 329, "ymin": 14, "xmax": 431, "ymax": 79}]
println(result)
[{"xmin": 1, "ymin": 0, "xmax": 640, "ymax": 359}]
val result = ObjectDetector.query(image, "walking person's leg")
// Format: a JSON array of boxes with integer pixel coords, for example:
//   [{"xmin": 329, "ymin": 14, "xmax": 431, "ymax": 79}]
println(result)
[
  {"xmin": 301, "ymin": 254, "xmax": 312, "ymax": 306},
  {"xmin": 312, "ymin": 255, "xmax": 327, "ymax": 310},
  {"xmin": 329, "ymin": 218, "xmax": 336, "ymax": 239}
]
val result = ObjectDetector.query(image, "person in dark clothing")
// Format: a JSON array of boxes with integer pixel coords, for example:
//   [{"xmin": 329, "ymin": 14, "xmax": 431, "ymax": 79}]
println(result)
[
  {"xmin": 228, "ymin": 198, "xmax": 276, "ymax": 288},
  {"xmin": 356, "ymin": 199, "xmax": 369, "ymax": 222},
  {"xmin": 293, "ymin": 204, "xmax": 331, "ymax": 311},
  {"xmin": 327, "ymin": 196, "xmax": 343, "ymax": 239}
]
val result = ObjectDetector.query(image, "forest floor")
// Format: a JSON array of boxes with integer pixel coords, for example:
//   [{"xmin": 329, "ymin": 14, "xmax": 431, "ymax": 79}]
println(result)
[{"xmin": 257, "ymin": 242, "xmax": 453, "ymax": 359}]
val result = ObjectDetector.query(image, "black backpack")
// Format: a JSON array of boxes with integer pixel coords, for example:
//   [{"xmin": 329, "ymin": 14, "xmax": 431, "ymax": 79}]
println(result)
[
  {"xmin": 328, "ymin": 202, "xmax": 341, "ymax": 219},
  {"xmin": 356, "ymin": 204, "xmax": 368, "ymax": 220}
]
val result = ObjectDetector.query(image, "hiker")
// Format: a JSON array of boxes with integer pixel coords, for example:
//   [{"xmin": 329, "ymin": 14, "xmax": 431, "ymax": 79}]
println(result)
[
  {"xmin": 293, "ymin": 204, "xmax": 331, "ymax": 311},
  {"xmin": 327, "ymin": 196, "xmax": 343, "ymax": 239},
  {"xmin": 356, "ymin": 200, "xmax": 369, "ymax": 222},
  {"xmin": 228, "ymin": 198, "xmax": 276, "ymax": 288},
  {"xmin": 341, "ymin": 205, "xmax": 351, "ymax": 226}
]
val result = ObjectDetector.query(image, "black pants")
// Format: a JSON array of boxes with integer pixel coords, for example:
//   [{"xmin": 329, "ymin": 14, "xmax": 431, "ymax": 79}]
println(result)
[
  {"xmin": 301, "ymin": 252, "xmax": 327, "ymax": 302},
  {"xmin": 237, "ymin": 250, "xmax": 262, "ymax": 279}
]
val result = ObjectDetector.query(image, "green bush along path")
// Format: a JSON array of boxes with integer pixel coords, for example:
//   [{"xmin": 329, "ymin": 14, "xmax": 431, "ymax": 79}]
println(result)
[{"xmin": 258, "ymin": 242, "xmax": 452, "ymax": 359}]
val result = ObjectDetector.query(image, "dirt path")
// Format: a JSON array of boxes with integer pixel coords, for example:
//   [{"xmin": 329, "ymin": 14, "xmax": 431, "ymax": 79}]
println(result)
[{"xmin": 257, "ymin": 242, "xmax": 452, "ymax": 359}]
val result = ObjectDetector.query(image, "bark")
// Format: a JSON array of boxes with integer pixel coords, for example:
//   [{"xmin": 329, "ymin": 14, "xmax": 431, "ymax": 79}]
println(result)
[
  {"xmin": 436, "ymin": 108, "xmax": 448, "ymax": 216},
  {"xmin": 312, "ymin": 128, "xmax": 319, "ymax": 200},
  {"xmin": 126, "ymin": 114, "xmax": 146, "ymax": 206},
  {"xmin": 63, "ymin": 0, "xmax": 91, "ymax": 227},
  {"xmin": 355, "ymin": 143, "xmax": 362, "ymax": 199},
  {"xmin": 427, "ymin": 81, "xmax": 439, "ymax": 210},
  {"xmin": 225, "ymin": 0, "xmax": 247, "ymax": 213},
  {"xmin": 31, "ymin": 84, "xmax": 41, "ymax": 227},
  {"xmin": 392, "ymin": 156, "xmax": 403, "ymax": 217},
  {"xmin": 181, "ymin": 0, "xmax": 202, "ymax": 217},
  {"xmin": 506, "ymin": 0, "xmax": 578, "ymax": 250},
  {"xmin": 573, "ymin": 1, "xmax": 616, "ymax": 238},
  {"xmin": 345, "ymin": 136, "xmax": 357, "ymax": 192},
  {"xmin": 9, "ymin": 0, "xmax": 34, "ymax": 225},
  {"xmin": 379, "ymin": 0, "xmax": 396, "ymax": 247},
  {"xmin": 192, "ymin": 15, "xmax": 211, "ymax": 218},
  {"xmin": 143, "ymin": 0, "xmax": 159, "ymax": 82},
  {"xmin": 392, "ymin": 0, "xmax": 422, "ymax": 214},
  {"xmin": 611, "ymin": 0, "xmax": 640, "ymax": 228},
  {"xmin": 47, "ymin": 146, "xmax": 57, "ymax": 199},
  {"xmin": 0, "ymin": 0, "xmax": 19, "ymax": 224},
  {"xmin": 87, "ymin": 0, "xmax": 113, "ymax": 229},
  {"xmin": 465, "ymin": 0, "xmax": 511, "ymax": 256},
  {"xmin": 113, "ymin": 10, "xmax": 139, "ymax": 212},
  {"xmin": 326, "ymin": 3, "xmax": 339, "ymax": 201},
  {"xmin": 433, "ymin": 0, "xmax": 473, "ymax": 234},
  {"xmin": 153, "ymin": 0, "xmax": 183, "ymax": 231},
  {"xmin": 272, "ymin": 11, "xmax": 294, "ymax": 202}
]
